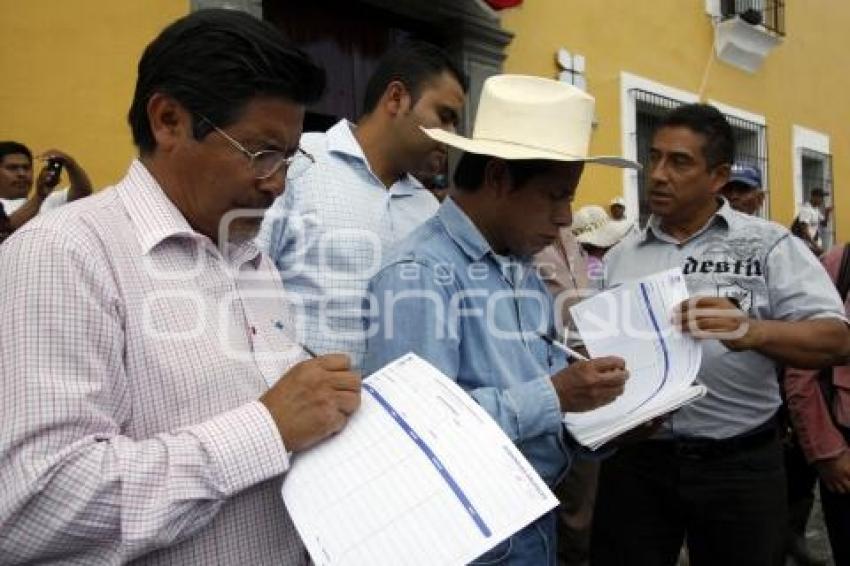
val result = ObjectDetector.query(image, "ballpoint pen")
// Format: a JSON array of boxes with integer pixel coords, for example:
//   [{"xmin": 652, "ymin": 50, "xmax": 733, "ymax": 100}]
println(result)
[
  {"xmin": 300, "ymin": 342, "xmax": 319, "ymax": 358},
  {"xmin": 538, "ymin": 333, "xmax": 589, "ymax": 362}
]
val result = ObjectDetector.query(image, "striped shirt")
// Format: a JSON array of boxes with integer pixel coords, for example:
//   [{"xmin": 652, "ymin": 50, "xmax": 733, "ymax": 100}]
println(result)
[
  {"xmin": 0, "ymin": 160, "xmax": 308, "ymax": 564},
  {"xmin": 256, "ymin": 119, "xmax": 439, "ymax": 368}
]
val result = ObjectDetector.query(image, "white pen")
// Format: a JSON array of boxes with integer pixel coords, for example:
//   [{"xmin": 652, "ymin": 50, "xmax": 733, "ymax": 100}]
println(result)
[{"xmin": 539, "ymin": 333, "xmax": 590, "ymax": 362}]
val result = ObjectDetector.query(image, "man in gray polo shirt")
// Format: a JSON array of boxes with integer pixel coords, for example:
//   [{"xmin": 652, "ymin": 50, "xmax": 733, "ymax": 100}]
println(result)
[{"xmin": 590, "ymin": 104, "xmax": 850, "ymax": 566}]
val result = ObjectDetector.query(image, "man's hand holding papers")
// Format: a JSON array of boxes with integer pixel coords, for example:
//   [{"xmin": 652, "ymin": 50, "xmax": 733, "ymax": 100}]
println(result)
[
  {"xmin": 675, "ymin": 296, "xmax": 757, "ymax": 351},
  {"xmin": 552, "ymin": 358, "xmax": 629, "ymax": 412},
  {"xmin": 606, "ymin": 418, "xmax": 665, "ymax": 447}
]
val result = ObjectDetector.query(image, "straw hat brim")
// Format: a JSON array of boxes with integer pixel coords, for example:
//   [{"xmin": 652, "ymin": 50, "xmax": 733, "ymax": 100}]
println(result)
[
  {"xmin": 576, "ymin": 220, "xmax": 633, "ymax": 249},
  {"xmin": 423, "ymin": 127, "xmax": 641, "ymax": 170}
]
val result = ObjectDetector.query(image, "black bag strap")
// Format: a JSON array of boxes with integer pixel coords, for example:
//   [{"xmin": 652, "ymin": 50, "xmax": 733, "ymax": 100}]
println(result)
[{"xmin": 837, "ymin": 243, "xmax": 850, "ymax": 303}]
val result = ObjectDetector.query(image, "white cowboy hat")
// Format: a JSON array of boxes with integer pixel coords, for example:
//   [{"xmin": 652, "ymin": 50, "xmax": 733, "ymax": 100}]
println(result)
[
  {"xmin": 572, "ymin": 205, "xmax": 633, "ymax": 249},
  {"xmin": 422, "ymin": 74, "xmax": 639, "ymax": 169},
  {"xmin": 609, "ymin": 196, "xmax": 627, "ymax": 207}
]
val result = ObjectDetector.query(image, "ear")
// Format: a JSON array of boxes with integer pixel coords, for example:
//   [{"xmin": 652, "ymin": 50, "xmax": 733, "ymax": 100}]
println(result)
[
  {"xmin": 146, "ymin": 92, "xmax": 193, "ymax": 153},
  {"xmin": 708, "ymin": 162, "xmax": 732, "ymax": 195},
  {"xmin": 483, "ymin": 158, "xmax": 513, "ymax": 198},
  {"xmin": 382, "ymin": 80, "xmax": 412, "ymax": 118}
]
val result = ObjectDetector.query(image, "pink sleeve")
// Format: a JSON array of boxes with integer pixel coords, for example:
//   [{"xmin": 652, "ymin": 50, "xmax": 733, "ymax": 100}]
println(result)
[{"xmin": 784, "ymin": 365, "xmax": 848, "ymax": 462}]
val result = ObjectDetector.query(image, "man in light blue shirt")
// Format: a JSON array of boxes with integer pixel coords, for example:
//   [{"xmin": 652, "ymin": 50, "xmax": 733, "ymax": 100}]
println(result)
[
  {"xmin": 258, "ymin": 41, "xmax": 466, "ymax": 366},
  {"xmin": 591, "ymin": 104, "xmax": 850, "ymax": 566},
  {"xmin": 364, "ymin": 75, "xmax": 639, "ymax": 565}
]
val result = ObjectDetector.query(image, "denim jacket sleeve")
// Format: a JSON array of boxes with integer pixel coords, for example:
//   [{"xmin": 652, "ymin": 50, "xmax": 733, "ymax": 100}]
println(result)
[{"xmin": 363, "ymin": 259, "xmax": 563, "ymax": 443}]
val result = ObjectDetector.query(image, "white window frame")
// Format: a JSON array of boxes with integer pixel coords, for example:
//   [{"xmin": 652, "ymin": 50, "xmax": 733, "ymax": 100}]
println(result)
[
  {"xmin": 792, "ymin": 125, "xmax": 833, "ymax": 247},
  {"xmin": 792, "ymin": 125, "xmax": 830, "ymax": 209},
  {"xmin": 705, "ymin": 0, "xmax": 721, "ymax": 16}
]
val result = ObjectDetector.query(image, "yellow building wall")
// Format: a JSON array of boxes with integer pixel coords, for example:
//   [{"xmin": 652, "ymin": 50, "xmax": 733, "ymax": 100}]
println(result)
[
  {"xmin": 0, "ymin": 0, "xmax": 190, "ymax": 190},
  {"xmin": 501, "ymin": 0, "xmax": 849, "ymax": 241}
]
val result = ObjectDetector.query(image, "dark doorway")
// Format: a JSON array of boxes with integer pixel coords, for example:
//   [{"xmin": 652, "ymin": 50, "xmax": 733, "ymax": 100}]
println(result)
[{"xmin": 264, "ymin": 0, "xmax": 447, "ymax": 131}]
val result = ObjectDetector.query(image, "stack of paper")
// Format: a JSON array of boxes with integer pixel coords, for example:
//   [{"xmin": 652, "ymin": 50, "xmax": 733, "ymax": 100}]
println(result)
[
  {"xmin": 282, "ymin": 353, "xmax": 558, "ymax": 566},
  {"xmin": 563, "ymin": 269, "xmax": 706, "ymax": 449}
]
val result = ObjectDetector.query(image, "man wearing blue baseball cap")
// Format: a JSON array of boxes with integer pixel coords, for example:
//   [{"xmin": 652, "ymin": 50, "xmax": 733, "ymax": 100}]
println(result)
[
  {"xmin": 722, "ymin": 164, "xmax": 765, "ymax": 216},
  {"xmin": 726, "ymin": 162, "xmax": 828, "ymax": 564}
]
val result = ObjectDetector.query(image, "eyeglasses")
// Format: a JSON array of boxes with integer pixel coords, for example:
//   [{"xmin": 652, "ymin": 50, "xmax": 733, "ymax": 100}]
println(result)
[{"xmin": 197, "ymin": 114, "xmax": 314, "ymax": 180}]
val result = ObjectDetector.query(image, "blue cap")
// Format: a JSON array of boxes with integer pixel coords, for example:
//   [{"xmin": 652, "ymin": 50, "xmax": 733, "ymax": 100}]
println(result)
[{"xmin": 727, "ymin": 165, "xmax": 762, "ymax": 189}]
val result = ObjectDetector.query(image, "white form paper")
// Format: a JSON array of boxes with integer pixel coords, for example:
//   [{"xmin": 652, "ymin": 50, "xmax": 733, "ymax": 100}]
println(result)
[
  {"xmin": 282, "ymin": 353, "xmax": 558, "ymax": 566},
  {"xmin": 563, "ymin": 269, "xmax": 706, "ymax": 449}
]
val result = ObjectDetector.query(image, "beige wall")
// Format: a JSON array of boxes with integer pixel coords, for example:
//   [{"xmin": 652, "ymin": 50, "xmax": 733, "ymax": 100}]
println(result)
[
  {"xmin": 1, "ymin": 1, "xmax": 844, "ymax": 240},
  {"xmin": 501, "ymin": 0, "xmax": 848, "ymax": 240},
  {"xmin": 0, "ymin": 0, "xmax": 190, "ymax": 189}
]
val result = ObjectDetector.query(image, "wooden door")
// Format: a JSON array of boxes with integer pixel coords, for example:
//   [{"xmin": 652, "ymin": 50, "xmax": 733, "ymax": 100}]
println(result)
[{"xmin": 264, "ymin": 0, "xmax": 443, "ymax": 131}]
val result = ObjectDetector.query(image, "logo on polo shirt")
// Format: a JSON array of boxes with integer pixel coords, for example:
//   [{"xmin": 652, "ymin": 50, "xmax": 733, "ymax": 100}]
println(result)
[
  {"xmin": 717, "ymin": 281, "xmax": 755, "ymax": 312},
  {"xmin": 682, "ymin": 256, "xmax": 763, "ymax": 277}
]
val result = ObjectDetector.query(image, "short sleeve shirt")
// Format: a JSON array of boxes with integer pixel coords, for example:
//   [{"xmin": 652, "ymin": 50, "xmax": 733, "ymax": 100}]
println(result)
[{"xmin": 603, "ymin": 199, "xmax": 846, "ymax": 439}]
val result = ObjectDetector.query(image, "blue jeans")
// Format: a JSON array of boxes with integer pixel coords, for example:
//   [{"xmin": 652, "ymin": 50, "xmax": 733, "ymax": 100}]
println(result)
[{"xmin": 470, "ymin": 511, "xmax": 556, "ymax": 566}]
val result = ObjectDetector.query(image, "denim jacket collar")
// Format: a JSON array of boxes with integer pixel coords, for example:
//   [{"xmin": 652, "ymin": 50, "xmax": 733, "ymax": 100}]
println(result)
[{"xmin": 436, "ymin": 197, "xmax": 493, "ymax": 263}]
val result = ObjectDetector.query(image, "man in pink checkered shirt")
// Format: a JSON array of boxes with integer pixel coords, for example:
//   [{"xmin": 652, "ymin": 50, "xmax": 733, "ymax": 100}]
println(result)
[{"xmin": 0, "ymin": 9, "xmax": 361, "ymax": 564}]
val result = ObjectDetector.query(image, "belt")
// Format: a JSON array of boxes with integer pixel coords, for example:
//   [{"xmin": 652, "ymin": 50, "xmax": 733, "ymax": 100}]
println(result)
[{"xmin": 650, "ymin": 419, "xmax": 779, "ymax": 460}]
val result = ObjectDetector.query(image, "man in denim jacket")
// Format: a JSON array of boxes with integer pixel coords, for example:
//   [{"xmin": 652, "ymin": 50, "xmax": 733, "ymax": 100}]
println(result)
[{"xmin": 363, "ymin": 75, "xmax": 639, "ymax": 565}]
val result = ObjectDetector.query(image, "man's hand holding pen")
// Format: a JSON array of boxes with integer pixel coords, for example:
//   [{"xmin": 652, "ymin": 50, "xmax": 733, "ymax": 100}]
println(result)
[
  {"xmin": 539, "ymin": 334, "xmax": 629, "ymax": 413},
  {"xmin": 552, "ymin": 357, "xmax": 629, "ymax": 412},
  {"xmin": 260, "ymin": 353, "xmax": 362, "ymax": 453}
]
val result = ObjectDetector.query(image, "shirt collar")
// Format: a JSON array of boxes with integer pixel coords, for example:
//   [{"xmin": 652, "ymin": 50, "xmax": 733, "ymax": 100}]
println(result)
[
  {"xmin": 437, "ymin": 197, "xmax": 494, "ymax": 262},
  {"xmin": 118, "ymin": 159, "xmax": 262, "ymax": 267},
  {"xmin": 325, "ymin": 119, "xmax": 426, "ymax": 197},
  {"xmin": 326, "ymin": 119, "xmax": 366, "ymax": 161},
  {"xmin": 640, "ymin": 197, "xmax": 734, "ymax": 245}
]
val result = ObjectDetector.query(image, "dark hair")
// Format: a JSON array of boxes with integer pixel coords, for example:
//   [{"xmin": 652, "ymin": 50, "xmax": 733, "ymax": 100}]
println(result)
[
  {"xmin": 0, "ymin": 141, "xmax": 32, "ymax": 163},
  {"xmin": 362, "ymin": 40, "xmax": 468, "ymax": 116},
  {"xmin": 655, "ymin": 103, "xmax": 735, "ymax": 170},
  {"xmin": 790, "ymin": 217, "xmax": 812, "ymax": 241},
  {"xmin": 128, "ymin": 9, "xmax": 326, "ymax": 154},
  {"xmin": 453, "ymin": 152, "xmax": 557, "ymax": 192}
]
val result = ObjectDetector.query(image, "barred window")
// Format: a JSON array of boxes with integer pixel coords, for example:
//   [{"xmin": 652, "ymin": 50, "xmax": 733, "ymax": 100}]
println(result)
[
  {"xmin": 720, "ymin": 0, "xmax": 785, "ymax": 36},
  {"xmin": 726, "ymin": 114, "xmax": 770, "ymax": 218}
]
